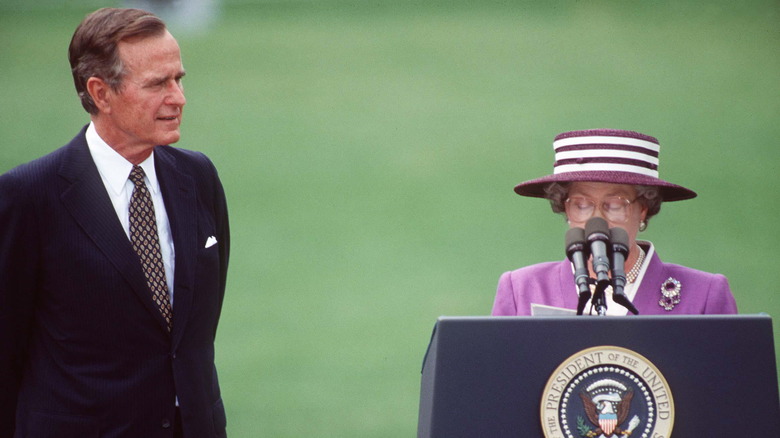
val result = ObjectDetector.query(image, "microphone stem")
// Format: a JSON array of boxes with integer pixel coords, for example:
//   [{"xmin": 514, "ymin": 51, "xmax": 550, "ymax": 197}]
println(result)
[{"xmin": 592, "ymin": 282, "xmax": 608, "ymax": 316}]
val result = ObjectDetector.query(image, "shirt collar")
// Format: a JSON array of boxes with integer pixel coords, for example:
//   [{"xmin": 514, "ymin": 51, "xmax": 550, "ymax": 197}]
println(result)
[{"xmin": 86, "ymin": 122, "xmax": 160, "ymax": 195}]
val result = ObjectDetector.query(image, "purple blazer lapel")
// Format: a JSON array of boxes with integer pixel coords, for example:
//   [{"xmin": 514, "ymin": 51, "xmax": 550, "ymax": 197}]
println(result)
[
  {"xmin": 58, "ymin": 129, "xmax": 171, "ymax": 333},
  {"xmin": 631, "ymin": 250, "xmax": 666, "ymax": 314},
  {"xmin": 556, "ymin": 260, "xmax": 581, "ymax": 310}
]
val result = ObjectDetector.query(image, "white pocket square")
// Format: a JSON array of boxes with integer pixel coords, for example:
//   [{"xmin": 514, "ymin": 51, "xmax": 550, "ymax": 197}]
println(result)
[{"xmin": 205, "ymin": 236, "xmax": 218, "ymax": 248}]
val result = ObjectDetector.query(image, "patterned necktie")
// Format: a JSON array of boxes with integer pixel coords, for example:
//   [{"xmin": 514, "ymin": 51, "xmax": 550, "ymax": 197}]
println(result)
[{"xmin": 128, "ymin": 165, "xmax": 173, "ymax": 331}]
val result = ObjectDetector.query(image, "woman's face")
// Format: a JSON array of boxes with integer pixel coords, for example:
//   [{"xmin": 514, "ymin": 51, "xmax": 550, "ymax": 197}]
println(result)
[{"xmin": 564, "ymin": 182, "xmax": 647, "ymax": 247}]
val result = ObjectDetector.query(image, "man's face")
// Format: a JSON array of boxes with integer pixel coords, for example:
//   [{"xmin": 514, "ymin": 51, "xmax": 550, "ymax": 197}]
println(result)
[{"xmin": 101, "ymin": 30, "xmax": 186, "ymax": 154}]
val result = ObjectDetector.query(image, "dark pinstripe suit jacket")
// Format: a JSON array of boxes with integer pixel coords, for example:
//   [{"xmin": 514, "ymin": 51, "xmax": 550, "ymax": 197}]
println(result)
[{"xmin": 0, "ymin": 127, "xmax": 230, "ymax": 438}]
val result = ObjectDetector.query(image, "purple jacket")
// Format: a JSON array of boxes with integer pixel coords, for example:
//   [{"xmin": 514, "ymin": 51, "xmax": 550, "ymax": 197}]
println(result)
[{"xmin": 492, "ymin": 247, "xmax": 737, "ymax": 316}]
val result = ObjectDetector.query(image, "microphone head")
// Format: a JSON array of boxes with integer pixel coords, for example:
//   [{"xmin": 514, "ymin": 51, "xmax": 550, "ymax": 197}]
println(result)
[
  {"xmin": 585, "ymin": 217, "xmax": 610, "ymax": 242},
  {"xmin": 565, "ymin": 227, "xmax": 587, "ymax": 260},
  {"xmin": 610, "ymin": 227, "xmax": 630, "ymax": 254}
]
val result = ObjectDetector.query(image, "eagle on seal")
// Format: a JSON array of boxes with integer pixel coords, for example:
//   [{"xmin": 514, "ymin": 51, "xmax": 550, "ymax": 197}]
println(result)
[{"xmin": 579, "ymin": 388, "xmax": 634, "ymax": 437}]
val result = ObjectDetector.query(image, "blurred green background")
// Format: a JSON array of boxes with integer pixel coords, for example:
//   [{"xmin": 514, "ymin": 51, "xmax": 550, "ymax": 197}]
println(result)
[{"xmin": 1, "ymin": 0, "xmax": 779, "ymax": 436}]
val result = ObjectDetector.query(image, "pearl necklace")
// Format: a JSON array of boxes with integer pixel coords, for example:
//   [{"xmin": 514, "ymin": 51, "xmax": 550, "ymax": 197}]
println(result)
[{"xmin": 626, "ymin": 245, "xmax": 646, "ymax": 283}]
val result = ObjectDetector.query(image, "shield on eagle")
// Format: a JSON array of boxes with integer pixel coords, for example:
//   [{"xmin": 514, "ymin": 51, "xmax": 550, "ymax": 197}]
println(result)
[{"xmin": 579, "ymin": 379, "xmax": 635, "ymax": 437}]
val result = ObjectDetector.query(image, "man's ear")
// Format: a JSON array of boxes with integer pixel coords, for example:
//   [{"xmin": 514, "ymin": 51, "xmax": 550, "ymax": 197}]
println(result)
[{"xmin": 86, "ymin": 77, "xmax": 112, "ymax": 114}]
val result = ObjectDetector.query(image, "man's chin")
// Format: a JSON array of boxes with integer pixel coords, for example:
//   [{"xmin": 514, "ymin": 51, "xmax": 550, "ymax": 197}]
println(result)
[{"xmin": 157, "ymin": 131, "xmax": 181, "ymax": 146}]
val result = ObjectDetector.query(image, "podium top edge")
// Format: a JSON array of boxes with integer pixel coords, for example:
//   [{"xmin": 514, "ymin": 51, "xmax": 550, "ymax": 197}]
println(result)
[{"xmin": 435, "ymin": 313, "xmax": 773, "ymax": 323}]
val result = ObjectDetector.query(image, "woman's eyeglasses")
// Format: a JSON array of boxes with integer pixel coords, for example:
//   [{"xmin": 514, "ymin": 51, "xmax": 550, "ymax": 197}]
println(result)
[{"xmin": 564, "ymin": 196, "xmax": 636, "ymax": 224}]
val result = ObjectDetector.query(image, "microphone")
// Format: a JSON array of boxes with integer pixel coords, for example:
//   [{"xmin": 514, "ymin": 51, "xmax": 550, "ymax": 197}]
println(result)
[
  {"xmin": 585, "ymin": 217, "xmax": 611, "ymax": 289},
  {"xmin": 585, "ymin": 217, "xmax": 611, "ymax": 315},
  {"xmin": 609, "ymin": 227, "xmax": 639, "ymax": 315},
  {"xmin": 565, "ymin": 227, "xmax": 591, "ymax": 315}
]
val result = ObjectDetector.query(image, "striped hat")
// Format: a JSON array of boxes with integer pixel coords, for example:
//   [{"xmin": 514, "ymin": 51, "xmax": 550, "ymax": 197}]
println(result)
[{"xmin": 514, "ymin": 129, "xmax": 697, "ymax": 202}]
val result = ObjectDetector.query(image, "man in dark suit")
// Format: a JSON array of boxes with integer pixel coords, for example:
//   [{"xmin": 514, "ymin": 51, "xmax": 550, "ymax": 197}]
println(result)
[{"xmin": 0, "ymin": 8, "xmax": 229, "ymax": 437}]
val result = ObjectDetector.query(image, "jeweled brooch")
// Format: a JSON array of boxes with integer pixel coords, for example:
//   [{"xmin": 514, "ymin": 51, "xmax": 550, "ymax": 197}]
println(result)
[{"xmin": 658, "ymin": 277, "xmax": 681, "ymax": 311}]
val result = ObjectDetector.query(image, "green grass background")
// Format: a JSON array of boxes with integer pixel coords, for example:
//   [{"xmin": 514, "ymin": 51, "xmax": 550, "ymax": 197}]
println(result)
[{"xmin": 1, "ymin": 0, "xmax": 779, "ymax": 436}]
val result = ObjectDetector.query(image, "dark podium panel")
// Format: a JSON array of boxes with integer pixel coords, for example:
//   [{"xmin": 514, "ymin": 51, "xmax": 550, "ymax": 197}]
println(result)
[{"xmin": 417, "ymin": 315, "xmax": 780, "ymax": 437}]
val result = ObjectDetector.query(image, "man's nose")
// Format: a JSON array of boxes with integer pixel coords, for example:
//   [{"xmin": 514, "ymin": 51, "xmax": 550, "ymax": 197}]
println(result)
[{"xmin": 165, "ymin": 80, "xmax": 186, "ymax": 106}]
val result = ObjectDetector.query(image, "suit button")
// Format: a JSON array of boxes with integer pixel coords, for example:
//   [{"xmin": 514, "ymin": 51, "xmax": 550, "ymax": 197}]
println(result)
[{"xmin": 162, "ymin": 418, "xmax": 172, "ymax": 428}]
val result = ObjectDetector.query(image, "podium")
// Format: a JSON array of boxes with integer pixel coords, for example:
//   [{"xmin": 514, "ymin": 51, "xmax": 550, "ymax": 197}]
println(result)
[{"xmin": 417, "ymin": 315, "xmax": 780, "ymax": 437}]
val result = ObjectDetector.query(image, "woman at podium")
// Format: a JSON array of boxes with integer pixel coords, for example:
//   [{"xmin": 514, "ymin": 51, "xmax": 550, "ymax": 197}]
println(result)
[{"xmin": 491, "ymin": 129, "xmax": 737, "ymax": 316}]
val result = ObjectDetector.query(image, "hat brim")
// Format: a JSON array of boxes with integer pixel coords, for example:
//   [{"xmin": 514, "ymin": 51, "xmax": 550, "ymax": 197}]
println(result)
[{"xmin": 514, "ymin": 171, "xmax": 697, "ymax": 202}]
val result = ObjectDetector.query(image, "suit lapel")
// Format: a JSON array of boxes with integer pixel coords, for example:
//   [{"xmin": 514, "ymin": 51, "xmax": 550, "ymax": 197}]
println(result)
[
  {"xmin": 632, "ymin": 249, "xmax": 664, "ymax": 313},
  {"xmin": 58, "ymin": 130, "xmax": 172, "ymax": 333},
  {"xmin": 155, "ymin": 147, "xmax": 197, "ymax": 348},
  {"xmin": 557, "ymin": 260, "xmax": 580, "ymax": 310}
]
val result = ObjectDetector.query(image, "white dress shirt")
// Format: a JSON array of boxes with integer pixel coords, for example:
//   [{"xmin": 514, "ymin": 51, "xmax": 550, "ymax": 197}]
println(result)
[{"xmin": 85, "ymin": 123, "xmax": 176, "ymax": 305}]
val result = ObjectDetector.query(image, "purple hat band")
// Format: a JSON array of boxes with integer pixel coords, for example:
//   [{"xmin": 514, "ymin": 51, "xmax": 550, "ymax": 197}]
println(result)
[{"xmin": 514, "ymin": 129, "xmax": 697, "ymax": 202}]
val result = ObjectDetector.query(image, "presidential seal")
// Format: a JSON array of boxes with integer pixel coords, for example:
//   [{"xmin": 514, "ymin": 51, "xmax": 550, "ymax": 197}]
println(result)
[{"xmin": 540, "ymin": 346, "xmax": 674, "ymax": 438}]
